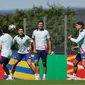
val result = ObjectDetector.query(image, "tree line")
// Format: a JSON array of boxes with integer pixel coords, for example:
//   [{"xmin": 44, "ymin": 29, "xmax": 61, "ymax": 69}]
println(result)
[{"xmin": 0, "ymin": 4, "xmax": 77, "ymax": 49}]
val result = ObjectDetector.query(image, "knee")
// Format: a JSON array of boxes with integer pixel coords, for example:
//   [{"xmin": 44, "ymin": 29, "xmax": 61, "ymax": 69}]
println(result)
[
  {"xmin": 13, "ymin": 63, "xmax": 17, "ymax": 67},
  {"xmin": 28, "ymin": 62, "xmax": 32, "ymax": 66},
  {"xmin": 43, "ymin": 62, "xmax": 46, "ymax": 67},
  {"xmin": 73, "ymin": 61, "xmax": 77, "ymax": 67},
  {"xmin": 34, "ymin": 61, "xmax": 38, "ymax": 66},
  {"xmin": 3, "ymin": 64, "xmax": 6, "ymax": 68},
  {"xmin": 82, "ymin": 62, "xmax": 85, "ymax": 68}
]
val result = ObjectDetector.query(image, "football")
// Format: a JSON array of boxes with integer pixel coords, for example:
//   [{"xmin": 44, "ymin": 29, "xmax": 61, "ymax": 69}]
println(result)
[{"xmin": 8, "ymin": 24, "xmax": 16, "ymax": 31}]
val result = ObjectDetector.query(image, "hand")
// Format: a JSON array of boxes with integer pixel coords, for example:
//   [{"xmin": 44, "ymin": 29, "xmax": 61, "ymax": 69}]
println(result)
[
  {"xmin": 68, "ymin": 35, "xmax": 72, "ymax": 40},
  {"xmin": 51, "ymin": 51, "xmax": 54, "ymax": 54},
  {"xmin": 71, "ymin": 46, "xmax": 78, "ymax": 51},
  {"xmin": 27, "ymin": 47, "xmax": 30, "ymax": 51},
  {"xmin": 48, "ymin": 49, "xmax": 51, "ymax": 54},
  {"xmin": 33, "ymin": 48, "xmax": 37, "ymax": 53},
  {"xmin": 29, "ymin": 46, "xmax": 32, "ymax": 51}
]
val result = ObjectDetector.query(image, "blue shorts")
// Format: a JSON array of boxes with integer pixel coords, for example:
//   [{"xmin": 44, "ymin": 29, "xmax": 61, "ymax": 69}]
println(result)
[
  {"xmin": 0, "ymin": 56, "xmax": 10, "ymax": 65},
  {"xmin": 75, "ymin": 54, "xmax": 82, "ymax": 62},
  {"xmin": 34, "ymin": 50, "xmax": 47, "ymax": 62},
  {"xmin": 81, "ymin": 53, "xmax": 85, "ymax": 60},
  {"xmin": 15, "ymin": 53, "xmax": 31, "ymax": 62}
]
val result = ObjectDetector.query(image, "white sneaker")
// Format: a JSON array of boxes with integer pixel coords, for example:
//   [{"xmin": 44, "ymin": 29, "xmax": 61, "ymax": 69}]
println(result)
[
  {"xmin": 35, "ymin": 74, "xmax": 41, "ymax": 80},
  {"xmin": 70, "ymin": 75, "xmax": 77, "ymax": 80},
  {"xmin": 35, "ymin": 77, "xmax": 40, "ymax": 80},
  {"xmin": 42, "ymin": 77, "xmax": 46, "ymax": 80},
  {"xmin": 6, "ymin": 74, "xmax": 14, "ymax": 80},
  {"xmin": 6, "ymin": 77, "xmax": 14, "ymax": 80}
]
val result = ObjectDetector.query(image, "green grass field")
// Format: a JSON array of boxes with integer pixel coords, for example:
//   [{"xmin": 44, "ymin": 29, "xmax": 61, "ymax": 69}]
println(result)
[{"xmin": 0, "ymin": 80, "xmax": 85, "ymax": 85}]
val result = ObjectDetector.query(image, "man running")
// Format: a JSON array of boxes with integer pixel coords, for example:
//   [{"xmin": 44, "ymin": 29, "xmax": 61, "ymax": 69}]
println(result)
[{"xmin": 68, "ymin": 21, "xmax": 85, "ymax": 80}]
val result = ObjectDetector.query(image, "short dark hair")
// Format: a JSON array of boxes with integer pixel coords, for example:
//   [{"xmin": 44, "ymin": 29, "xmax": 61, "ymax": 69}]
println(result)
[
  {"xmin": 38, "ymin": 20, "xmax": 44, "ymax": 25},
  {"xmin": 76, "ymin": 21, "xmax": 84, "ymax": 27},
  {"xmin": 2, "ymin": 26, "xmax": 8, "ymax": 33},
  {"xmin": 17, "ymin": 26, "xmax": 24, "ymax": 31},
  {"xmin": 0, "ymin": 29, "xmax": 3, "ymax": 36}
]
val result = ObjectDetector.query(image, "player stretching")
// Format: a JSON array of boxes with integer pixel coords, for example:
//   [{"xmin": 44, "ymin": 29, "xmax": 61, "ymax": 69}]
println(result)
[
  {"xmin": 8, "ymin": 27, "xmax": 35, "ymax": 80},
  {"xmin": 0, "ymin": 28, "xmax": 13, "ymax": 80},
  {"xmin": 68, "ymin": 21, "xmax": 85, "ymax": 80},
  {"xmin": 32, "ymin": 20, "xmax": 52, "ymax": 80}
]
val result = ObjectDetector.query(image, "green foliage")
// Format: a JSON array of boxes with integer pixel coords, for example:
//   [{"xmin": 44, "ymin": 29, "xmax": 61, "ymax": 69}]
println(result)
[{"xmin": 0, "ymin": 4, "xmax": 76, "ymax": 49}]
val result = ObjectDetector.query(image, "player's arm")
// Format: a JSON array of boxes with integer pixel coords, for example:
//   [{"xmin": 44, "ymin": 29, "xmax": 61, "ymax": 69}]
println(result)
[
  {"xmin": 71, "ymin": 45, "xmax": 78, "ymax": 51},
  {"xmin": 0, "ymin": 38, "xmax": 2, "ymax": 53},
  {"xmin": 68, "ymin": 32, "xmax": 85, "ymax": 43},
  {"xmin": 47, "ymin": 31, "xmax": 52, "ymax": 54},
  {"xmin": 32, "ymin": 31, "xmax": 37, "ymax": 53},
  {"xmin": 13, "ymin": 37, "xmax": 16, "ymax": 44},
  {"xmin": 27, "ymin": 36, "xmax": 33, "ymax": 51},
  {"xmin": 47, "ymin": 38, "xmax": 52, "ymax": 54},
  {"xmin": 0, "ymin": 45, "xmax": 2, "ymax": 53},
  {"xmin": 32, "ymin": 40, "xmax": 37, "ymax": 53},
  {"xmin": 11, "ymin": 36, "xmax": 17, "ymax": 50}
]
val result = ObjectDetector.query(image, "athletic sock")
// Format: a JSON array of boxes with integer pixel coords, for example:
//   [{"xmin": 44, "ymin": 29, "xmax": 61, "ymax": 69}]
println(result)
[
  {"xmin": 8, "ymin": 74, "xmax": 13, "ymax": 78},
  {"xmin": 35, "ymin": 74, "xmax": 40, "ymax": 80},
  {"xmin": 43, "ymin": 74, "xmax": 46, "ymax": 78}
]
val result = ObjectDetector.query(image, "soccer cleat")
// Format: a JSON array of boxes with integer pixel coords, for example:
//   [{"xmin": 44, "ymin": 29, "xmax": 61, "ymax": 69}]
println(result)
[
  {"xmin": 42, "ymin": 77, "xmax": 46, "ymax": 80},
  {"xmin": 6, "ymin": 76, "xmax": 14, "ymax": 80},
  {"xmin": 35, "ymin": 76, "xmax": 41, "ymax": 80},
  {"xmin": 35, "ymin": 74, "xmax": 41, "ymax": 80},
  {"xmin": 35, "ymin": 75, "xmax": 41, "ymax": 80},
  {"xmin": 70, "ymin": 75, "xmax": 77, "ymax": 80}
]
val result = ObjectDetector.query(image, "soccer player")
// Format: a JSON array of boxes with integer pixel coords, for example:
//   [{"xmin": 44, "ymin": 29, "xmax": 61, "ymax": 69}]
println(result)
[
  {"xmin": 8, "ymin": 27, "xmax": 35, "ymax": 80},
  {"xmin": 68, "ymin": 21, "xmax": 85, "ymax": 80},
  {"xmin": 0, "ymin": 28, "xmax": 13, "ymax": 80},
  {"xmin": 32, "ymin": 20, "xmax": 52, "ymax": 80}
]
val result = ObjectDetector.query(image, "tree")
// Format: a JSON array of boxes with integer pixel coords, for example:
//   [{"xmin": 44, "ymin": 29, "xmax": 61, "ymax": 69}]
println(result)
[{"xmin": 0, "ymin": 4, "xmax": 76, "ymax": 50}]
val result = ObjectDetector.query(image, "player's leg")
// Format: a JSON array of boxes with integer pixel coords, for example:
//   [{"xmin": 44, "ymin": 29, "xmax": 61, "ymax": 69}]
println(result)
[
  {"xmin": 72, "ymin": 54, "xmax": 81, "ymax": 80},
  {"xmin": 34, "ymin": 50, "xmax": 40, "ymax": 80},
  {"xmin": 25, "ymin": 53, "xmax": 35, "ymax": 73},
  {"xmin": 81, "ymin": 53, "xmax": 85, "ymax": 68},
  {"xmin": 42, "ymin": 61, "xmax": 47, "ymax": 80},
  {"xmin": 2, "ymin": 58, "xmax": 10, "ymax": 76},
  {"xmin": 0, "ymin": 57, "xmax": 10, "ymax": 77},
  {"xmin": 82, "ymin": 59, "xmax": 85, "ymax": 68},
  {"xmin": 0, "ymin": 57, "xmax": 11, "ymax": 80},
  {"xmin": 72, "ymin": 60, "xmax": 79, "ymax": 80},
  {"xmin": 11, "ymin": 60, "xmax": 19, "ymax": 74},
  {"xmin": 73, "ymin": 60, "xmax": 79, "ymax": 75},
  {"xmin": 27, "ymin": 59, "xmax": 35, "ymax": 73},
  {"xmin": 81, "ymin": 58, "xmax": 85, "ymax": 80},
  {"xmin": 9, "ymin": 53, "xmax": 23, "ymax": 79},
  {"xmin": 41, "ymin": 50, "xmax": 47, "ymax": 80}
]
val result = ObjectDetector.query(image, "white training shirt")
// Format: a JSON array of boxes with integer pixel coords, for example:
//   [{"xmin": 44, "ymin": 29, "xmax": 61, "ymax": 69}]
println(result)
[
  {"xmin": 0, "ymin": 33, "xmax": 13, "ymax": 58},
  {"xmin": 13, "ymin": 35, "xmax": 33, "ymax": 54},
  {"xmin": 70, "ymin": 29, "xmax": 85, "ymax": 53},
  {"xmin": 32, "ymin": 29, "xmax": 50, "ymax": 50}
]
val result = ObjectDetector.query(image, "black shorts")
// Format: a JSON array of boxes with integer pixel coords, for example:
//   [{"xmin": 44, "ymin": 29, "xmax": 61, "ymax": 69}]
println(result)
[
  {"xmin": 75, "ymin": 54, "xmax": 82, "ymax": 62},
  {"xmin": 34, "ymin": 50, "xmax": 47, "ymax": 62},
  {"xmin": 0, "ymin": 56, "xmax": 10, "ymax": 65}
]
